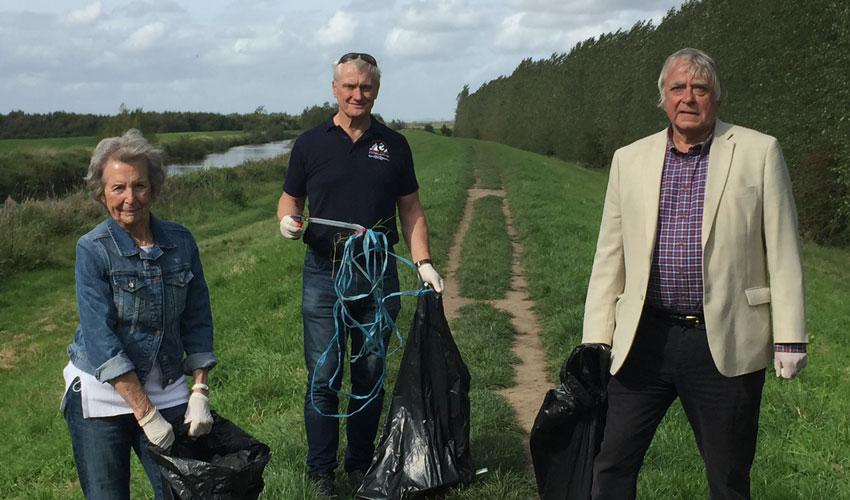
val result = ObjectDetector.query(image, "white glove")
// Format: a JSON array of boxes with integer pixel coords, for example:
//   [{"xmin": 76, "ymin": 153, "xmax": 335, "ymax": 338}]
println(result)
[
  {"xmin": 139, "ymin": 408, "xmax": 175, "ymax": 451},
  {"xmin": 184, "ymin": 392, "xmax": 213, "ymax": 437},
  {"xmin": 279, "ymin": 215, "xmax": 304, "ymax": 239},
  {"xmin": 418, "ymin": 262, "xmax": 444, "ymax": 294},
  {"xmin": 774, "ymin": 352, "xmax": 807, "ymax": 379}
]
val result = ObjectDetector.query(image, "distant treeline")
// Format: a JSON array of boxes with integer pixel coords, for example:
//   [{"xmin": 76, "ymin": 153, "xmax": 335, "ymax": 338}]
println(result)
[
  {"xmin": 0, "ymin": 109, "xmax": 279, "ymax": 139},
  {"xmin": 454, "ymin": 0, "xmax": 850, "ymax": 245},
  {"xmin": 0, "ymin": 101, "xmax": 347, "ymax": 140}
]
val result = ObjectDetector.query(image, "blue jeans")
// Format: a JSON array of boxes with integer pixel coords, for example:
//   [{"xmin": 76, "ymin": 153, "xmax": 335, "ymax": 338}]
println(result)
[
  {"xmin": 64, "ymin": 380, "xmax": 187, "ymax": 500},
  {"xmin": 301, "ymin": 248, "xmax": 401, "ymax": 478}
]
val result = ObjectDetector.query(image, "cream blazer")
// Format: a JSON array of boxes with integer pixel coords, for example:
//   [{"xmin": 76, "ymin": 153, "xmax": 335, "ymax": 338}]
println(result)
[{"xmin": 582, "ymin": 120, "xmax": 807, "ymax": 377}]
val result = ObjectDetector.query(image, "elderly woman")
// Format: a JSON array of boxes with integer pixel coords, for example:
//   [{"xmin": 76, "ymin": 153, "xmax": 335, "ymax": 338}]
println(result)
[{"xmin": 61, "ymin": 129, "xmax": 216, "ymax": 500}]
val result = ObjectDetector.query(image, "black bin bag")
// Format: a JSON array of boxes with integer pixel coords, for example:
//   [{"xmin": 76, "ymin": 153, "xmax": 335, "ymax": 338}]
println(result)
[
  {"xmin": 529, "ymin": 343, "xmax": 611, "ymax": 500},
  {"xmin": 148, "ymin": 412, "xmax": 271, "ymax": 500},
  {"xmin": 356, "ymin": 292, "xmax": 475, "ymax": 500}
]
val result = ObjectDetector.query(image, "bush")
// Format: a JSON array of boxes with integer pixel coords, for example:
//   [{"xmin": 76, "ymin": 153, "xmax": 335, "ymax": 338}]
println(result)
[
  {"xmin": 0, "ymin": 148, "xmax": 90, "ymax": 201},
  {"xmin": 793, "ymin": 146, "xmax": 848, "ymax": 245},
  {"xmin": 0, "ymin": 192, "xmax": 102, "ymax": 276}
]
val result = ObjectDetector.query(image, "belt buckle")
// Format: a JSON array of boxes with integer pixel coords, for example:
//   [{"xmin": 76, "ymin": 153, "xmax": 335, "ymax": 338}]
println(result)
[{"xmin": 682, "ymin": 314, "xmax": 702, "ymax": 326}]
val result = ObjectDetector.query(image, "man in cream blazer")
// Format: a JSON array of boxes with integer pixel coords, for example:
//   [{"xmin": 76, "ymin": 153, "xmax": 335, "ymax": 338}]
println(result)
[{"xmin": 582, "ymin": 49, "xmax": 807, "ymax": 500}]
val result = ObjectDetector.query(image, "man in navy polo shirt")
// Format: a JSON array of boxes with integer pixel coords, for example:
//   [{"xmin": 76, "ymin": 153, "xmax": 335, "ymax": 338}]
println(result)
[{"xmin": 277, "ymin": 52, "xmax": 443, "ymax": 497}]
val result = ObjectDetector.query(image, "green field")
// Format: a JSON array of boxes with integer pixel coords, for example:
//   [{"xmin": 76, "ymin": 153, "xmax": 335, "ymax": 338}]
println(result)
[
  {"xmin": 0, "ymin": 136, "xmax": 99, "ymax": 152},
  {"xmin": 0, "ymin": 131, "xmax": 848, "ymax": 499}
]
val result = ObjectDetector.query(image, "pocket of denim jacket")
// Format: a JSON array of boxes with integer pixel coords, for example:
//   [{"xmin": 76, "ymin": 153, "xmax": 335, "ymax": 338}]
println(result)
[
  {"xmin": 164, "ymin": 268, "xmax": 194, "ymax": 312},
  {"xmin": 164, "ymin": 268, "xmax": 194, "ymax": 288},
  {"xmin": 113, "ymin": 274, "xmax": 147, "ymax": 293},
  {"xmin": 111, "ymin": 273, "xmax": 147, "ymax": 332}
]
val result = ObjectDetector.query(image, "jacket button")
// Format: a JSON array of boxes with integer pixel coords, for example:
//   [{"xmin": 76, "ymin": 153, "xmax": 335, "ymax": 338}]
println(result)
[
  {"xmin": 162, "ymin": 355, "xmax": 168, "ymax": 361},
  {"xmin": 168, "ymin": 379, "xmax": 173, "ymax": 384},
  {"xmin": 154, "ymin": 330, "xmax": 161, "ymax": 336}
]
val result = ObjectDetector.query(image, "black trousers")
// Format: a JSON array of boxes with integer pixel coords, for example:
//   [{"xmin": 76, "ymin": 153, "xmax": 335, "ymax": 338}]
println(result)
[{"xmin": 591, "ymin": 308, "xmax": 765, "ymax": 500}]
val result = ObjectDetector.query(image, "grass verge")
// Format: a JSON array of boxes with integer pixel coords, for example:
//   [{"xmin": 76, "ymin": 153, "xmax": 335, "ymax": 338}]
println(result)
[{"xmin": 456, "ymin": 195, "xmax": 512, "ymax": 299}]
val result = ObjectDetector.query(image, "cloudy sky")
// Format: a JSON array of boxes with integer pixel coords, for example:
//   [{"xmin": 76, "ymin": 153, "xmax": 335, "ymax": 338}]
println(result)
[{"xmin": 1, "ymin": 0, "xmax": 683, "ymax": 121}]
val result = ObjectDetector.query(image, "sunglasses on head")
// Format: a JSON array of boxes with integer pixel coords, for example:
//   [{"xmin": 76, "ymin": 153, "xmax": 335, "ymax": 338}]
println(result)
[{"xmin": 338, "ymin": 52, "xmax": 378, "ymax": 66}]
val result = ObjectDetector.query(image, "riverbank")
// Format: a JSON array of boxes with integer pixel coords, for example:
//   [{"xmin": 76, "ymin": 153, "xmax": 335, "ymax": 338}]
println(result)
[
  {"xmin": 166, "ymin": 139, "xmax": 293, "ymax": 175},
  {"xmin": 0, "ymin": 129, "xmax": 297, "ymax": 201},
  {"xmin": 0, "ymin": 154, "xmax": 287, "ymax": 279}
]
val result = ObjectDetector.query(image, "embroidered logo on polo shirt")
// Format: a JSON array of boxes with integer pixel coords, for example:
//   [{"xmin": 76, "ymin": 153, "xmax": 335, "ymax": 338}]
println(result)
[{"xmin": 368, "ymin": 140, "xmax": 391, "ymax": 162}]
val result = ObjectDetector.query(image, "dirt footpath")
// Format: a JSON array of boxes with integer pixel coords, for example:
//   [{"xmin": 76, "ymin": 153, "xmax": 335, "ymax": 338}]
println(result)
[{"xmin": 441, "ymin": 185, "xmax": 550, "ymax": 436}]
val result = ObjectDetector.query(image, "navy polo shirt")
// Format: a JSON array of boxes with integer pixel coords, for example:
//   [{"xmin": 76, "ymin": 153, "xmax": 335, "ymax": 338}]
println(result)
[{"xmin": 283, "ymin": 115, "xmax": 419, "ymax": 259}]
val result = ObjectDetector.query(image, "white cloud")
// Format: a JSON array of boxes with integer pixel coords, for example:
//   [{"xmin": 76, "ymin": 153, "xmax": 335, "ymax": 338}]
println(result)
[
  {"xmin": 347, "ymin": 0, "xmax": 396, "ymax": 9},
  {"xmin": 86, "ymin": 50, "xmax": 119, "ymax": 69},
  {"xmin": 61, "ymin": 81, "xmax": 107, "ymax": 93},
  {"xmin": 385, "ymin": 27, "xmax": 441, "ymax": 57},
  {"xmin": 233, "ymin": 34, "xmax": 280, "ymax": 55},
  {"xmin": 397, "ymin": 0, "xmax": 481, "ymax": 32},
  {"xmin": 506, "ymin": 0, "xmax": 675, "ymax": 15},
  {"xmin": 124, "ymin": 0, "xmax": 184, "ymax": 18},
  {"xmin": 65, "ymin": 1, "xmax": 101, "ymax": 24},
  {"xmin": 315, "ymin": 11, "xmax": 357, "ymax": 46},
  {"xmin": 494, "ymin": 3, "xmax": 670, "ymax": 54},
  {"xmin": 382, "ymin": 0, "xmax": 483, "ymax": 57},
  {"xmin": 121, "ymin": 22, "xmax": 165, "ymax": 51},
  {"xmin": 494, "ymin": 12, "xmax": 576, "ymax": 51},
  {"xmin": 204, "ymin": 22, "xmax": 291, "ymax": 67}
]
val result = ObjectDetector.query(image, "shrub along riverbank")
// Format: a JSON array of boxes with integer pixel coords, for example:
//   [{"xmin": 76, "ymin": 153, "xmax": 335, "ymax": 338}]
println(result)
[{"xmin": 1, "ymin": 132, "xmax": 847, "ymax": 499}]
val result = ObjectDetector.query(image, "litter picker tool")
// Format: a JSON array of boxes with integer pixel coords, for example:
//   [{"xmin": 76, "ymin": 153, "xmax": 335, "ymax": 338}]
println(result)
[{"xmin": 291, "ymin": 214, "xmax": 366, "ymax": 234}]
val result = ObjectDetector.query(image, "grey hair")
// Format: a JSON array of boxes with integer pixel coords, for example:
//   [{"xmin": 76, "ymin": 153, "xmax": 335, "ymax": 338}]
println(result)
[
  {"xmin": 657, "ymin": 48, "xmax": 722, "ymax": 107},
  {"xmin": 333, "ymin": 56, "xmax": 381, "ymax": 87},
  {"xmin": 86, "ymin": 129, "xmax": 165, "ymax": 203}
]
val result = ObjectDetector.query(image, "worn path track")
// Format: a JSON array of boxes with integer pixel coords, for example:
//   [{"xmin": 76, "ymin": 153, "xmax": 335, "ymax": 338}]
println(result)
[{"xmin": 441, "ymin": 182, "xmax": 550, "ymax": 438}]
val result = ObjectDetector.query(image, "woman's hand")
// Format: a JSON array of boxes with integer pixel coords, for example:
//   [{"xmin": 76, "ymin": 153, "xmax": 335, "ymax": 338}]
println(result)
[
  {"xmin": 110, "ymin": 371, "xmax": 176, "ymax": 450},
  {"xmin": 184, "ymin": 392, "xmax": 213, "ymax": 437},
  {"xmin": 184, "ymin": 368, "xmax": 213, "ymax": 437},
  {"xmin": 139, "ymin": 408, "xmax": 175, "ymax": 451}
]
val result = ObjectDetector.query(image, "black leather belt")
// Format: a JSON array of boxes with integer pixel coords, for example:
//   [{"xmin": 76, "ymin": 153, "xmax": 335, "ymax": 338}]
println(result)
[{"xmin": 647, "ymin": 306, "xmax": 705, "ymax": 327}]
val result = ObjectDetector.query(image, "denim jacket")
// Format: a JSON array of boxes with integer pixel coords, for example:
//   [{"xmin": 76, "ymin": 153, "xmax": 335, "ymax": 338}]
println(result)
[{"xmin": 67, "ymin": 214, "xmax": 216, "ymax": 387}]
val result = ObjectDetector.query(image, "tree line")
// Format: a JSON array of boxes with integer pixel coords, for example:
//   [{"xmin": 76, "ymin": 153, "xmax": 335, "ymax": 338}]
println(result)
[
  {"xmin": 0, "ymin": 108, "xmax": 247, "ymax": 139},
  {"xmin": 0, "ymin": 102, "xmax": 340, "ymax": 140},
  {"xmin": 454, "ymin": 0, "xmax": 850, "ymax": 245}
]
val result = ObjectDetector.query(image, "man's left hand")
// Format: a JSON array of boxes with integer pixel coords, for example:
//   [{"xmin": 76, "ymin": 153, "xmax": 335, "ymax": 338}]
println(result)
[
  {"xmin": 184, "ymin": 392, "xmax": 213, "ymax": 437},
  {"xmin": 774, "ymin": 352, "xmax": 807, "ymax": 379},
  {"xmin": 418, "ymin": 263, "xmax": 444, "ymax": 294}
]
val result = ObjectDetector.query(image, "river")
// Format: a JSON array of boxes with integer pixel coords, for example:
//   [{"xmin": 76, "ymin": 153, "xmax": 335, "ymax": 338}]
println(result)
[{"xmin": 166, "ymin": 139, "xmax": 293, "ymax": 175}]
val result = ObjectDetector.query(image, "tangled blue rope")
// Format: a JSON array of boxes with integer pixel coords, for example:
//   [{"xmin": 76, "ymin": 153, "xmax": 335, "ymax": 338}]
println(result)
[{"xmin": 309, "ymin": 227, "xmax": 432, "ymax": 418}]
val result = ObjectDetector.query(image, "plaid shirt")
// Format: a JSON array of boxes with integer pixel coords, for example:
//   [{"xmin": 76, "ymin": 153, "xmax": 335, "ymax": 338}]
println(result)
[
  {"xmin": 646, "ymin": 134, "xmax": 710, "ymax": 314},
  {"xmin": 645, "ymin": 130, "xmax": 806, "ymax": 352}
]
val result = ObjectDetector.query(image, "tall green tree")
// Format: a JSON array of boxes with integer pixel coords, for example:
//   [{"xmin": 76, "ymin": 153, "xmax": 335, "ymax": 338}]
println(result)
[{"xmin": 453, "ymin": 0, "xmax": 850, "ymax": 244}]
